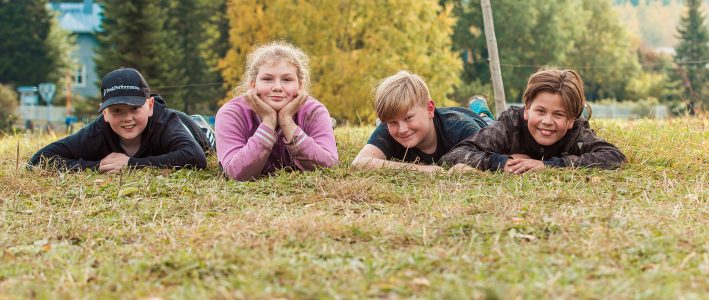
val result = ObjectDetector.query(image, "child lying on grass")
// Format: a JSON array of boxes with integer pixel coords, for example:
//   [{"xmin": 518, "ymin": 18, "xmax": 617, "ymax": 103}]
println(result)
[
  {"xmin": 443, "ymin": 67, "xmax": 626, "ymax": 173},
  {"xmin": 215, "ymin": 42, "xmax": 338, "ymax": 181},
  {"xmin": 29, "ymin": 68, "xmax": 213, "ymax": 173},
  {"xmin": 352, "ymin": 71, "xmax": 490, "ymax": 173}
]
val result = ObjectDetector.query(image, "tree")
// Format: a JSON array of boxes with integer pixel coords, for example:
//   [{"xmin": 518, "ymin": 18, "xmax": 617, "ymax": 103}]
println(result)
[
  {"xmin": 95, "ymin": 0, "xmax": 185, "ymax": 105},
  {"xmin": 448, "ymin": 0, "xmax": 582, "ymax": 103},
  {"xmin": 197, "ymin": 0, "xmax": 230, "ymax": 112},
  {"xmin": 449, "ymin": 0, "xmax": 641, "ymax": 103},
  {"xmin": 565, "ymin": 0, "xmax": 641, "ymax": 100},
  {"xmin": 674, "ymin": 0, "xmax": 709, "ymax": 112},
  {"xmin": 220, "ymin": 0, "xmax": 462, "ymax": 123},
  {"xmin": 163, "ymin": 0, "xmax": 227, "ymax": 113},
  {"xmin": 0, "ymin": 0, "xmax": 74, "ymax": 88},
  {"xmin": 0, "ymin": 83, "xmax": 19, "ymax": 133},
  {"xmin": 627, "ymin": 46, "xmax": 681, "ymax": 101}
]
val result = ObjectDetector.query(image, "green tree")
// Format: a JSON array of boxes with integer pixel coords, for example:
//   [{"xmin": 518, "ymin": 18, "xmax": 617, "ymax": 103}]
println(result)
[
  {"xmin": 448, "ymin": 0, "xmax": 581, "ymax": 104},
  {"xmin": 221, "ymin": 0, "xmax": 461, "ymax": 122},
  {"xmin": 95, "ymin": 0, "xmax": 185, "ymax": 105},
  {"xmin": 628, "ymin": 45, "xmax": 682, "ymax": 102},
  {"xmin": 0, "ymin": 0, "xmax": 74, "ymax": 88},
  {"xmin": 565, "ymin": 0, "xmax": 641, "ymax": 100},
  {"xmin": 0, "ymin": 83, "xmax": 19, "ymax": 132},
  {"xmin": 198, "ymin": 0, "xmax": 230, "ymax": 112},
  {"xmin": 163, "ymin": 0, "xmax": 227, "ymax": 113},
  {"xmin": 449, "ymin": 0, "xmax": 641, "ymax": 104},
  {"xmin": 674, "ymin": 0, "xmax": 709, "ymax": 112}
]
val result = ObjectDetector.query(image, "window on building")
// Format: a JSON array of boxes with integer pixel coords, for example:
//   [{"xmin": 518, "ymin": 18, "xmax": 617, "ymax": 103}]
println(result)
[{"xmin": 73, "ymin": 64, "xmax": 87, "ymax": 87}]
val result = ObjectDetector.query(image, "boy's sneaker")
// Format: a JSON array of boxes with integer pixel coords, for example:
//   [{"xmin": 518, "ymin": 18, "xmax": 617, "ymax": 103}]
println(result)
[
  {"xmin": 580, "ymin": 103, "xmax": 592, "ymax": 120},
  {"xmin": 191, "ymin": 115, "xmax": 216, "ymax": 150},
  {"xmin": 468, "ymin": 95, "xmax": 495, "ymax": 120}
]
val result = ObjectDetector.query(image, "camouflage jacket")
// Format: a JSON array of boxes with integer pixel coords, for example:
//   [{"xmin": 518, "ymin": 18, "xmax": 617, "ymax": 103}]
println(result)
[{"xmin": 441, "ymin": 106, "xmax": 626, "ymax": 171}]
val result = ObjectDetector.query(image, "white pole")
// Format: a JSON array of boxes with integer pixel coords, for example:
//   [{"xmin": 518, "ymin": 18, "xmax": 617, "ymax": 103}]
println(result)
[{"xmin": 480, "ymin": 0, "xmax": 507, "ymax": 117}]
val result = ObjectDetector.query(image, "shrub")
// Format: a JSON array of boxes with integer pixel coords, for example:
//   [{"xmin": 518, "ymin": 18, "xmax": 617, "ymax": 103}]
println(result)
[{"xmin": 0, "ymin": 83, "xmax": 19, "ymax": 132}]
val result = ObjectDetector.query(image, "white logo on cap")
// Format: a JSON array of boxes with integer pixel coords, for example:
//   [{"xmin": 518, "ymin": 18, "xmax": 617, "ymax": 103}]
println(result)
[{"xmin": 103, "ymin": 85, "xmax": 141, "ymax": 96}]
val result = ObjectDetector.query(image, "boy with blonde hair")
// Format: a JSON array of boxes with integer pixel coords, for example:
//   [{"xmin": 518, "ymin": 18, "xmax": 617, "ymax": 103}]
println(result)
[
  {"xmin": 442, "ymin": 67, "xmax": 626, "ymax": 173},
  {"xmin": 352, "ymin": 71, "xmax": 488, "ymax": 172}
]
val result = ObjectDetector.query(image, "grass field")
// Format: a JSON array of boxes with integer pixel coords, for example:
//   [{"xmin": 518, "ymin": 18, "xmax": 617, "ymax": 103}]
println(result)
[{"xmin": 0, "ymin": 118, "xmax": 707, "ymax": 299}]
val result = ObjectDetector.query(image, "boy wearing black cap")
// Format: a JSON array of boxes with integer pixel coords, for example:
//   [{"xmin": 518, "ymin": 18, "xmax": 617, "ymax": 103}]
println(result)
[{"xmin": 29, "ymin": 67, "xmax": 213, "ymax": 173}]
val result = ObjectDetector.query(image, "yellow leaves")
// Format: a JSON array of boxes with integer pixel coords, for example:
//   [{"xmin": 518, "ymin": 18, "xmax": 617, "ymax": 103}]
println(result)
[{"xmin": 221, "ymin": 0, "xmax": 461, "ymax": 123}]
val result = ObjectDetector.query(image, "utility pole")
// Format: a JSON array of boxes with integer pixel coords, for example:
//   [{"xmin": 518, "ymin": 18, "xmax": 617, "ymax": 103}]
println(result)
[{"xmin": 480, "ymin": 0, "xmax": 506, "ymax": 117}]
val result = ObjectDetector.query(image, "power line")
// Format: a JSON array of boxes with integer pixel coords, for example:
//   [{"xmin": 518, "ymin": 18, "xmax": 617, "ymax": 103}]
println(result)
[
  {"xmin": 476, "ymin": 59, "xmax": 709, "ymax": 70},
  {"xmin": 143, "ymin": 59, "xmax": 709, "ymax": 90},
  {"xmin": 152, "ymin": 82, "xmax": 225, "ymax": 90}
]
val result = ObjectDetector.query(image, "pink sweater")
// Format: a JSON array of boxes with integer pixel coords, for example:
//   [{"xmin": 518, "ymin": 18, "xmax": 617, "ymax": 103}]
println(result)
[{"xmin": 215, "ymin": 96, "xmax": 338, "ymax": 180}]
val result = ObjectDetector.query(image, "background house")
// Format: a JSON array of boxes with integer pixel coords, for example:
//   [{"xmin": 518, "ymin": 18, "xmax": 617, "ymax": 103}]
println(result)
[{"xmin": 49, "ymin": 0, "xmax": 102, "ymax": 99}]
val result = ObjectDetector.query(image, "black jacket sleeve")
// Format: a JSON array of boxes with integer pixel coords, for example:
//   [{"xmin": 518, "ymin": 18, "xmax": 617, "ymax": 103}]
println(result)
[
  {"xmin": 127, "ymin": 114, "xmax": 207, "ymax": 169},
  {"xmin": 441, "ymin": 121, "xmax": 511, "ymax": 171},
  {"xmin": 560, "ymin": 127, "xmax": 626, "ymax": 169},
  {"xmin": 27, "ymin": 124, "xmax": 104, "ymax": 171}
]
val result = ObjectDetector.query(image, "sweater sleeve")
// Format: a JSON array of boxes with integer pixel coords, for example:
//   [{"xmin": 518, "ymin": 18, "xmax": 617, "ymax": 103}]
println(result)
[
  {"xmin": 559, "ymin": 127, "xmax": 627, "ymax": 169},
  {"xmin": 127, "ymin": 119, "xmax": 208, "ymax": 169},
  {"xmin": 28, "ymin": 125, "xmax": 102, "ymax": 171},
  {"xmin": 215, "ymin": 105, "xmax": 277, "ymax": 181},
  {"xmin": 284, "ymin": 105, "xmax": 338, "ymax": 170},
  {"xmin": 441, "ymin": 121, "xmax": 511, "ymax": 171}
]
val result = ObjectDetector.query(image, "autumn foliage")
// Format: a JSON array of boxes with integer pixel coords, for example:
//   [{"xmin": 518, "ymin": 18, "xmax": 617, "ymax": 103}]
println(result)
[{"xmin": 219, "ymin": 0, "xmax": 462, "ymax": 123}]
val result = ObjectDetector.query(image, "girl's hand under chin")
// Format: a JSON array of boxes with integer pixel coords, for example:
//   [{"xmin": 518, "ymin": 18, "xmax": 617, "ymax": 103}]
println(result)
[
  {"xmin": 278, "ymin": 91, "xmax": 308, "ymax": 123},
  {"xmin": 245, "ymin": 89, "xmax": 277, "ymax": 129},
  {"xmin": 278, "ymin": 91, "xmax": 308, "ymax": 142}
]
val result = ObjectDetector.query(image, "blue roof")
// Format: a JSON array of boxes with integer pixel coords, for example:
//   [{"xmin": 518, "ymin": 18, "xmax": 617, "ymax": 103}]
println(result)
[
  {"xmin": 17, "ymin": 86, "xmax": 38, "ymax": 92},
  {"xmin": 48, "ymin": 2, "xmax": 102, "ymax": 34}
]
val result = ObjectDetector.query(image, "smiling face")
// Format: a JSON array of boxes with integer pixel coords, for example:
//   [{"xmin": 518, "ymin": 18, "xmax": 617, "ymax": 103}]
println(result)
[
  {"xmin": 102, "ymin": 98, "xmax": 154, "ymax": 145},
  {"xmin": 386, "ymin": 101, "xmax": 437, "ymax": 152},
  {"xmin": 251, "ymin": 59, "xmax": 301, "ymax": 111},
  {"xmin": 523, "ymin": 92, "xmax": 575, "ymax": 146}
]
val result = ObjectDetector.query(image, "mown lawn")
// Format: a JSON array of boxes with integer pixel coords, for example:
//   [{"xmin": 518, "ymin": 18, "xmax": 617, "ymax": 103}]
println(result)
[{"xmin": 0, "ymin": 118, "xmax": 707, "ymax": 299}]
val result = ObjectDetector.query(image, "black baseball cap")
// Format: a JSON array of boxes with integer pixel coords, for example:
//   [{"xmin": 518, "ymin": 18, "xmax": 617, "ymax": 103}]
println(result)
[{"xmin": 99, "ymin": 68, "xmax": 150, "ymax": 112}]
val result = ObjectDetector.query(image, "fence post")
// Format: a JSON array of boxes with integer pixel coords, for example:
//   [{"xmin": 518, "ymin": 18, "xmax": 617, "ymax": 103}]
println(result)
[{"xmin": 480, "ymin": 0, "xmax": 507, "ymax": 116}]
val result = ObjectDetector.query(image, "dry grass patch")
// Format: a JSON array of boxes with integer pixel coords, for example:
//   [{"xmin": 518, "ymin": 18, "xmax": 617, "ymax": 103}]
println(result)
[{"xmin": 0, "ymin": 119, "xmax": 707, "ymax": 298}]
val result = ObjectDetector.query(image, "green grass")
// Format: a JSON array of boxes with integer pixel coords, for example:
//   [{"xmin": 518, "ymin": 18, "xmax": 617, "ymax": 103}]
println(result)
[{"xmin": 1, "ymin": 118, "xmax": 707, "ymax": 299}]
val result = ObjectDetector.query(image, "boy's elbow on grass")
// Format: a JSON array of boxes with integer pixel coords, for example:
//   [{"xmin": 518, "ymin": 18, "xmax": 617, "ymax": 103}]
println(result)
[
  {"xmin": 439, "ymin": 153, "xmax": 458, "ymax": 167},
  {"xmin": 604, "ymin": 157, "xmax": 626, "ymax": 170},
  {"xmin": 26, "ymin": 158, "xmax": 42, "ymax": 169},
  {"xmin": 27, "ymin": 155, "xmax": 82, "ymax": 172},
  {"xmin": 351, "ymin": 156, "xmax": 377, "ymax": 169},
  {"xmin": 351, "ymin": 157, "xmax": 365, "ymax": 169},
  {"xmin": 442, "ymin": 151, "xmax": 493, "ymax": 171},
  {"xmin": 28, "ymin": 152, "xmax": 56, "ymax": 168},
  {"xmin": 544, "ymin": 157, "xmax": 566, "ymax": 168},
  {"xmin": 193, "ymin": 156, "xmax": 208, "ymax": 169}
]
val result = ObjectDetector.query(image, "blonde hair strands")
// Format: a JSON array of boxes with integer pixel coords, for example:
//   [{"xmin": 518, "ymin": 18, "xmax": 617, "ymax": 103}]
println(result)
[
  {"xmin": 233, "ymin": 41, "xmax": 311, "ymax": 97},
  {"xmin": 375, "ymin": 71, "xmax": 431, "ymax": 122}
]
